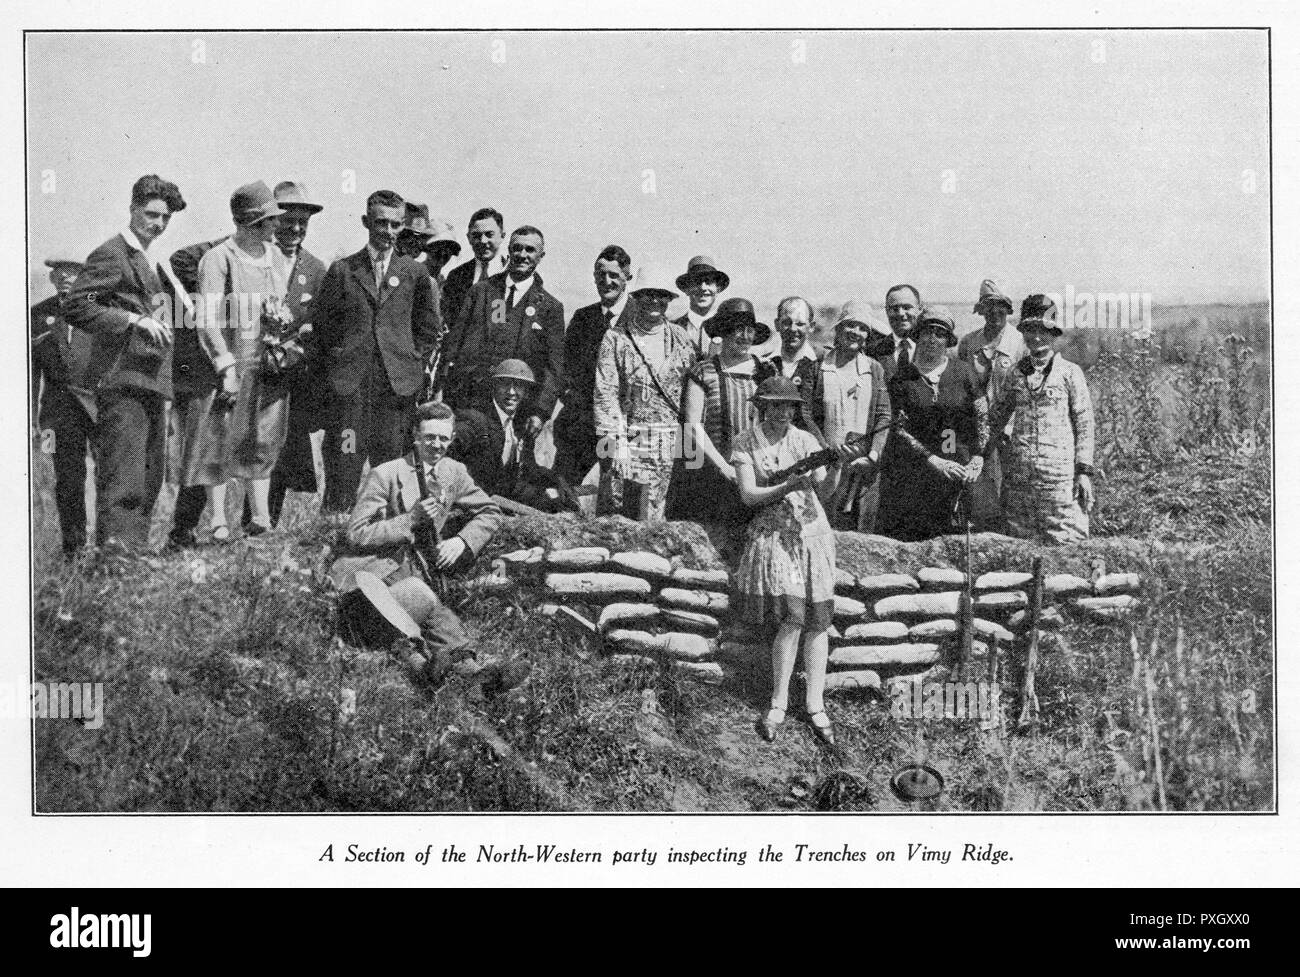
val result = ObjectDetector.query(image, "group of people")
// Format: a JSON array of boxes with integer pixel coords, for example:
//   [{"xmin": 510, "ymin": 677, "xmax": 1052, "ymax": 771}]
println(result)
[{"xmin": 33, "ymin": 172, "xmax": 1098, "ymax": 746}]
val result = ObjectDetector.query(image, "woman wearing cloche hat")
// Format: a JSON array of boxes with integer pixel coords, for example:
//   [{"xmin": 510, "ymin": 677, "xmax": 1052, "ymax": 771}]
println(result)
[
  {"xmin": 182, "ymin": 180, "xmax": 288, "ymax": 541},
  {"xmin": 731, "ymin": 375, "xmax": 843, "ymax": 748}
]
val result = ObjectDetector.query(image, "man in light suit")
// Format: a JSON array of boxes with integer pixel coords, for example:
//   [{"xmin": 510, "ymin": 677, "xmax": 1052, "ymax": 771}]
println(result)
[
  {"xmin": 552, "ymin": 244, "xmax": 639, "ymax": 485},
  {"xmin": 63, "ymin": 173, "xmax": 187, "ymax": 551},
  {"xmin": 437, "ymin": 225, "xmax": 565, "ymax": 438},
  {"xmin": 316, "ymin": 189, "xmax": 442, "ymax": 512},
  {"xmin": 440, "ymin": 206, "xmax": 507, "ymax": 326}
]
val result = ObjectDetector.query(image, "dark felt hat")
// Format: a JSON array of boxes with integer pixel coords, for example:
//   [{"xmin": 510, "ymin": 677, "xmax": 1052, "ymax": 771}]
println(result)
[
  {"xmin": 705, "ymin": 297, "xmax": 771, "ymax": 345},
  {"xmin": 675, "ymin": 254, "xmax": 730, "ymax": 292},
  {"xmin": 230, "ymin": 181, "xmax": 285, "ymax": 226},
  {"xmin": 1018, "ymin": 294, "xmax": 1064, "ymax": 336}
]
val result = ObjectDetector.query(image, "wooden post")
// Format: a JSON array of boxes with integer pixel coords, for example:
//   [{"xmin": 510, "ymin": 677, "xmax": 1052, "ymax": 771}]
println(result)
[
  {"xmin": 1145, "ymin": 651, "xmax": 1167, "ymax": 812},
  {"xmin": 1016, "ymin": 557, "xmax": 1044, "ymax": 728}
]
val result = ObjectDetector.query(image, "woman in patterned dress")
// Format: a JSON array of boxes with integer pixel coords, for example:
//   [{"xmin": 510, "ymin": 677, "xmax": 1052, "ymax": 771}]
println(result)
[
  {"xmin": 987, "ymin": 295, "xmax": 1096, "ymax": 544},
  {"xmin": 592, "ymin": 273, "xmax": 696, "ymax": 521},
  {"xmin": 732, "ymin": 376, "xmax": 842, "ymax": 747},
  {"xmin": 876, "ymin": 308, "xmax": 989, "ymax": 541},
  {"xmin": 670, "ymin": 297, "xmax": 776, "ymax": 527}
]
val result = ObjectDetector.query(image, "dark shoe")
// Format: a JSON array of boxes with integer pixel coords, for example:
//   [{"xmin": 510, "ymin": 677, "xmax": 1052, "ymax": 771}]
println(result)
[
  {"xmin": 166, "ymin": 529, "xmax": 197, "ymax": 552},
  {"xmin": 244, "ymin": 522, "xmax": 270, "ymax": 539},
  {"xmin": 758, "ymin": 706, "xmax": 786, "ymax": 743},
  {"xmin": 809, "ymin": 710, "xmax": 836, "ymax": 747}
]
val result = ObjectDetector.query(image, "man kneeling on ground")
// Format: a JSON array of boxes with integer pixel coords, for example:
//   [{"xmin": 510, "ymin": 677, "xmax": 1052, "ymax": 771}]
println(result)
[{"xmin": 333, "ymin": 400, "xmax": 528, "ymax": 693}]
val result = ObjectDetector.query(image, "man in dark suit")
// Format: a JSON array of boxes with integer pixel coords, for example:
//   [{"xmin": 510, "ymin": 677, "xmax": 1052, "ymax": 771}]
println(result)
[
  {"xmin": 164, "ymin": 235, "xmax": 225, "ymax": 549},
  {"xmin": 437, "ymin": 225, "xmax": 565, "ymax": 439},
  {"xmin": 260, "ymin": 181, "xmax": 329, "ymax": 526},
  {"xmin": 873, "ymin": 283, "xmax": 923, "ymax": 379},
  {"xmin": 552, "ymin": 244, "xmax": 639, "ymax": 486},
  {"xmin": 63, "ymin": 174, "xmax": 187, "ymax": 551},
  {"xmin": 450, "ymin": 359, "xmax": 570, "ymax": 513},
  {"xmin": 31, "ymin": 257, "xmax": 95, "ymax": 556},
  {"xmin": 439, "ymin": 207, "xmax": 507, "ymax": 326},
  {"xmin": 317, "ymin": 189, "xmax": 442, "ymax": 512}
]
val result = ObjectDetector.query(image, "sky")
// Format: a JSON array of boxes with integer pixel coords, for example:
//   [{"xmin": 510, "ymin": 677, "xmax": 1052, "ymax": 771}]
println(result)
[{"xmin": 24, "ymin": 29, "xmax": 1270, "ymax": 325}]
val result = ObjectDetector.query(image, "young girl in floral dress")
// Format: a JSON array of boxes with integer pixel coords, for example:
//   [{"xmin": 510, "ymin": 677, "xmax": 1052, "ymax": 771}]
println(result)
[{"xmin": 731, "ymin": 376, "xmax": 842, "ymax": 746}]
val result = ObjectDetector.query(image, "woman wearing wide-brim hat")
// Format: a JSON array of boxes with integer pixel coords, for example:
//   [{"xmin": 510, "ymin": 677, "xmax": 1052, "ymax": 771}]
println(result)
[
  {"xmin": 731, "ymin": 375, "xmax": 842, "ymax": 747},
  {"xmin": 183, "ymin": 180, "xmax": 288, "ymax": 540},
  {"xmin": 668, "ymin": 297, "xmax": 778, "ymax": 526},
  {"xmin": 985, "ymin": 294, "xmax": 1096, "ymax": 544},
  {"xmin": 875, "ymin": 307, "xmax": 990, "ymax": 542}
]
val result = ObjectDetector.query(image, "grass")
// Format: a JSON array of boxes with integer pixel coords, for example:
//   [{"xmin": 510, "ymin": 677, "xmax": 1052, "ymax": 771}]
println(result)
[{"xmin": 29, "ymin": 306, "xmax": 1273, "ymax": 812}]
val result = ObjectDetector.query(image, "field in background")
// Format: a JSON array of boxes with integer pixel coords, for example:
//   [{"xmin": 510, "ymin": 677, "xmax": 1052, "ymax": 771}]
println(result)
[{"xmin": 28, "ymin": 303, "xmax": 1273, "ymax": 811}]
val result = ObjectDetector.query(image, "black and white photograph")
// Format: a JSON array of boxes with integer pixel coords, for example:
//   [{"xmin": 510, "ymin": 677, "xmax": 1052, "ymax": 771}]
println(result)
[{"xmin": 5, "ymin": 3, "xmax": 1294, "ymax": 888}]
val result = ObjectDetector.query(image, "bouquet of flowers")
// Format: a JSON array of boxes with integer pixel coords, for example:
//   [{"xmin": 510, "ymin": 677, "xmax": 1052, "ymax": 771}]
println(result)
[{"xmin": 260, "ymin": 295, "xmax": 306, "ymax": 381}]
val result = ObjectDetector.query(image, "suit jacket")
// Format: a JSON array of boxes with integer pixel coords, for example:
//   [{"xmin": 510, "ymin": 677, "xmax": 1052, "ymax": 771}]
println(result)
[
  {"xmin": 63, "ymin": 233, "xmax": 174, "ymax": 398},
  {"xmin": 31, "ymin": 294, "xmax": 97, "ymax": 422},
  {"xmin": 439, "ymin": 271, "xmax": 566, "ymax": 419},
  {"xmin": 557, "ymin": 296, "xmax": 639, "ymax": 430},
  {"xmin": 440, "ymin": 252, "xmax": 505, "ymax": 326},
  {"xmin": 315, "ymin": 248, "xmax": 442, "ymax": 398},
  {"xmin": 871, "ymin": 333, "xmax": 918, "ymax": 382},
  {"xmin": 278, "ymin": 247, "xmax": 329, "ymax": 404},
  {"xmin": 167, "ymin": 238, "xmax": 226, "ymax": 397},
  {"xmin": 450, "ymin": 404, "xmax": 567, "ymax": 511},
  {"xmin": 336, "ymin": 451, "xmax": 502, "ymax": 584}
]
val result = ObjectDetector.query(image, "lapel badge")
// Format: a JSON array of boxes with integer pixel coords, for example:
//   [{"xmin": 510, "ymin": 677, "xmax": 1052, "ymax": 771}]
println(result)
[
  {"xmin": 300, "ymin": 293, "xmax": 312, "ymax": 302},
  {"xmin": 531, "ymin": 322, "xmax": 542, "ymax": 331},
  {"xmin": 792, "ymin": 375, "xmax": 802, "ymax": 386},
  {"xmin": 525, "ymin": 305, "xmax": 536, "ymax": 317},
  {"xmin": 298, "ymin": 273, "xmax": 307, "ymax": 286},
  {"xmin": 46, "ymin": 315, "xmax": 57, "ymax": 325},
  {"xmin": 388, "ymin": 275, "xmax": 401, "ymax": 288}
]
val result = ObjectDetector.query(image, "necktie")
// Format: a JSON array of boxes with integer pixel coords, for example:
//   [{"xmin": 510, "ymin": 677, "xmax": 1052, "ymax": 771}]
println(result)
[
  {"xmin": 374, "ymin": 253, "xmax": 386, "ymax": 290},
  {"xmin": 605, "ymin": 309, "xmax": 615, "ymax": 329},
  {"xmin": 897, "ymin": 340, "xmax": 911, "ymax": 371},
  {"xmin": 502, "ymin": 420, "xmax": 518, "ymax": 467},
  {"xmin": 506, "ymin": 283, "xmax": 517, "ymax": 310}
]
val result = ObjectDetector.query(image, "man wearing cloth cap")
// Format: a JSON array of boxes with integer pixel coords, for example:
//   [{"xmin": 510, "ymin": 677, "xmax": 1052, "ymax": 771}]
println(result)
[
  {"xmin": 553, "ymin": 244, "xmax": 639, "ymax": 486},
  {"xmin": 63, "ymin": 174, "xmax": 187, "ymax": 551},
  {"xmin": 259, "ymin": 181, "xmax": 329, "ymax": 527},
  {"xmin": 437, "ymin": 224, "xmax": 565, "ymax": 439},
  {"xmin": 450, "ymin": 359, "xmax": 571, "ymax": 513},
  {"xmin": 673, "ymin": 255, "xmax": 729, "ymax": 358},
  {"xmin": 956, "ymin": 279, "xmax": 1026, "ymax": 532},
  {"xmin": 31, "ymin": 256, "xmax": 95, "ymax": 556},
  {"xmin": 317, "ymin": 189, "xmax": 442, "ymax": 512}
]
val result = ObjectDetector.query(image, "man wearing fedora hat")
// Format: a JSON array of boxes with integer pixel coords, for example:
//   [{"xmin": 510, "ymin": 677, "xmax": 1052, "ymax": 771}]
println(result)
[
  {"xmin": 437, "ymin": 225, "xmax": 565, "ymax": 440},
  {"xmin": 553, "ymin": 244, "xmax": 640, "ymax": 486},
  {"xmin": 450, "ymin": 359, "xmax": 570, "ymax": 512},
  {"xmin": 258, "ymin": 181, "xmax": 329, "ymax": 527},
  {"xmin": 317, "ymin": 189, "xmax": 442, "ymax": 512},
  {"xmin": 32, "ymin": 256, "xmax": 95, "ymax": 556},
  {"xmin": 956, "ymin": 279, "xmax": 1026, "ymax": 532},
  {"xmin": 673, "ymin": 255, "xmax": 730, "ymax": 358},
  {"xmin": 64, "ymin": 173, "xmax": 187, "ymax": 551}
]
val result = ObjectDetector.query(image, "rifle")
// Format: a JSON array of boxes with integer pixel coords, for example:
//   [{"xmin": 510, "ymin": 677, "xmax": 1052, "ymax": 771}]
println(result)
[
  {"xmin": 410, "ymin": 447, "xmax": 449, "ymax": 599},
  {"xmin": 766, "ymin": 412, "xmax": 907, "ymax": 485}
]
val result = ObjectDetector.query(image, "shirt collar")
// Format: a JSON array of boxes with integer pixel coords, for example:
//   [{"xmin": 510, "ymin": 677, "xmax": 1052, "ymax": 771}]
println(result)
[
  {"xmin": 367, "ymin": 244, "xmax": 393, "ymax": 269},
  {"xmin": 505, "ymin": 274, "xmax": 533, "ymax": 298},
  {"xmin": 122, "ymin": 226, "xmax": 152, "ymax": 255},
  {"xmin": 602, "ymin": 292, "xmax": 629, "ymax": 320},
  {"xmin": 493, "ymin": 400, "xmax": 516, "ymax": 432},
  {"xmin": 782, "ymin": 342, "xmax": 817, "ymax": 365}
]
